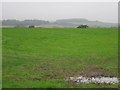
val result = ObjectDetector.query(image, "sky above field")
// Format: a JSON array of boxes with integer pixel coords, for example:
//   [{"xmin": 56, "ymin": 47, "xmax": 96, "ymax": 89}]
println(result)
[{"xmin": 2, "ymin": 2, "xmax": 118, "ymax": 23}]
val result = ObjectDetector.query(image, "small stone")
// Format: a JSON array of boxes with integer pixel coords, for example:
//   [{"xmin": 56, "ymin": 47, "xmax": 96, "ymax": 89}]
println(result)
[{"xmin": 67, "ymin": 75, "xmax": 119, "ymax": 84}]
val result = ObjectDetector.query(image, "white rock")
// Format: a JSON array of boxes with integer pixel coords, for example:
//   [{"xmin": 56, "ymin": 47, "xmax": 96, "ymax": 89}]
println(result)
[{"xmin": 67, "ymin": 76, "xmax": 119, "ymax": 84}]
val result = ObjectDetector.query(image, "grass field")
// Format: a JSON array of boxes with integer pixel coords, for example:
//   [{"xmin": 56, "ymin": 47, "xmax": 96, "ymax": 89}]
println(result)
[{"xmin": 2, "ymin": 28, "xmax": 118, "ymax": 88}]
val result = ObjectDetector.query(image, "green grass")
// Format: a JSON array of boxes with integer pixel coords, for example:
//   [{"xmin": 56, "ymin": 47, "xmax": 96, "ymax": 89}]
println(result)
[
  {"xmin": 0, "ymin": 28, "xmax": 2, "ymax": 89},
  {"xmin": 2, "ymin": 28, "xmax": 118, "ymax": 88}
]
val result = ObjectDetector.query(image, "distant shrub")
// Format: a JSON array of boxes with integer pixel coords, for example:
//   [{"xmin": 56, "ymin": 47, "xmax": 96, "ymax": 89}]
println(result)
[
  {"xmin": 77, "ymin": 24, "xmax": 88, "ymax": 28},
  {"xmin": 29, "ymin": 25, "xmax": 35, "ymax": 28}
]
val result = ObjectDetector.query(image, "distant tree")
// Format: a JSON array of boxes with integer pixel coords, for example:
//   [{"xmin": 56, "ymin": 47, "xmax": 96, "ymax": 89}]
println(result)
[
  {"xmin": 77, "ymin": 24, "xmax": 88, "ymax": 28},
  {"xmin": 29, "ymin": 25, "xmax": 35, "ymax": 28},
  {"xmin": 119, "ymin": 23, "xmax": 120, "ymax": 28}
]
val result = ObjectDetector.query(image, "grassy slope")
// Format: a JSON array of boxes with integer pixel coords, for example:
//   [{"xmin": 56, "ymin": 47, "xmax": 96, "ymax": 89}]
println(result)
[{"xmin": 2, "ymin": 28, "xmax": 118, "ymax": 88}]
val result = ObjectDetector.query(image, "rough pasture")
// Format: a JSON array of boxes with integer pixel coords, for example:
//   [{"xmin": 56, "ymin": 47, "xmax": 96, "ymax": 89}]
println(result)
[{"xmin": 2, "ymin": 28, "xmax": 118, "ymax": 88}]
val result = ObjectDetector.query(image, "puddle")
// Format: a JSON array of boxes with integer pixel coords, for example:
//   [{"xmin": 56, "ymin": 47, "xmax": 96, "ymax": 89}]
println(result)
[{"xmin": 66, "ymin": 76, "xmax": 119, "ymax": 84}]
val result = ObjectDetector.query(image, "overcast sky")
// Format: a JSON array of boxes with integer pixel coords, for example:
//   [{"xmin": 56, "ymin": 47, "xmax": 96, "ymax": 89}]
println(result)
[{"xmin": 2, "ymin": 2, "xmax": 118, "ymax": 23}]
